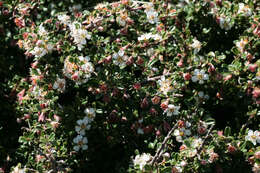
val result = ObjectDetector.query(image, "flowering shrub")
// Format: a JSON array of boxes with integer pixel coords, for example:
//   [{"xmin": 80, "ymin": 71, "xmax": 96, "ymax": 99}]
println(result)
[{"xmin": 1, "ymin": 0, "xmax": 260, "ymax": 172}]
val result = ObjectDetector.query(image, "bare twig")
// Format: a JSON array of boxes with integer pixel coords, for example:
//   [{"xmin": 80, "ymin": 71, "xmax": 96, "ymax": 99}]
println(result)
[
  {"xmin": 147, "ymin": 73, "xmax": 174, "ymax": 81},
  {"xmin": 196, "ymin": 124, "xmax": 215, "ymax": 160},
  {"xmin": 150, "ymin": 121, "xmax": 179, "ymax": 166}
]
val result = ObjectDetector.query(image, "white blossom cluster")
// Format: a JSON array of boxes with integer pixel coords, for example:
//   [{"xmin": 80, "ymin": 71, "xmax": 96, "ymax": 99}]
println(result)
[
  {"xmin": 73, "ymin": 108, "xmax": 96, "ymax": 152},
  {"xmin": 219, "ymin": 17, "xmax": 233, "ymax": 31},
  {"xmin": 237, "ymin": 3, "xmax": 252, "ymax": 17},
  {"xmin": 174, "ymin": 121, "xmax": 192, "ymax": 142},
  {"xmin": 158, "ymin": 76, "xmax": 174, "ymax": 95},
  {"xmin": 29, "ymin": 25, "xmax": 54, "ymax": 58},
  {"xmin": 69, "ymin": 22, "xmax": 91, "ymax": 51},
  {"xmin": 138, "ymin": 33, "xmax": 162, "ymax": 42},
  {"xmin": 144, "ymin": 3, "xmax": 159, "ymax": 24},
  {"xmin": 57, "ymin": 14, "xmax": 91, "ymax": 50},
  {"xmin": 63, "ymin": 56, "xmax": 94, "ymax": 85},
  {"xmin": 133, "ymin": 153, "xmax": 152, "ymax": 171}
]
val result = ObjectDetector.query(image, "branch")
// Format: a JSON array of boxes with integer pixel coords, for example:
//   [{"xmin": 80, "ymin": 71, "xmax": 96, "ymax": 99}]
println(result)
[
  {"xmin": 150, "ymin": 121, "xmax": 179, "ymax": 166},
  {"xmin": 147, "ymin": 73, "xmax": 174, "ymax": 81},
  {"xmin": 196, "ymin": 124, "xmax": 215, "ymax": 160}
]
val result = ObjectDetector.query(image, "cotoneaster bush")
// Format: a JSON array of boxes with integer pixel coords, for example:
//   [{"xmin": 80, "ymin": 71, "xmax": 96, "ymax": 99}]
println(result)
[{"xmin": 0, "ymin": 0, "xmax": 260, "ymax": 172}]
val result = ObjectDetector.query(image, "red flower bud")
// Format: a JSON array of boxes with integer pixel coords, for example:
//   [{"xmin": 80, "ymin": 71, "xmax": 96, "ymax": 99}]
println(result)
[
  {"xmin": 183, "ymin": 73, "xmax": 191, "ymax": 80},
  {"xmin": 227, "ymin": 145, "xmax": 237, "ymax": 153},
  {"xmin": 136, "ymin": 56, "xmax": 144, "ymax": 65},
  {"xmin": 160, "ymin": 101, "xmax": 168, "ymax": 110},
  {"xmin": 208, "ymin": 64, "xmax": 215, "ymax": 73},
  {"xmin": 133, "ymin": 83, "xmax": 141, "ymax": 90},
  {"xmin": 100, "ymin": 84, "xmax": 108, "ymax": 93},
  {"xmin": 156, "ymin": 130, "xmax": 161, "ymax": 136},
  {"xmin": 149, "ymin": 107, "xmax": 158, "ymax": 116}
]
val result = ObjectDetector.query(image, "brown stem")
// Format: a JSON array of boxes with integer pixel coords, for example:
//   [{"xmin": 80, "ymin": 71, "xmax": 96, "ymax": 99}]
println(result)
[{"xmin": 151, "ymin": 121, "xmax": 178, "ymax": 166}]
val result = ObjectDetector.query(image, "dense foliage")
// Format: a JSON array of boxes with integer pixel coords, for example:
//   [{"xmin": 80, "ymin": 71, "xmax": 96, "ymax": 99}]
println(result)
[{"xmin": 0, "ymin": 0, "xmax": 260, "ymax": 172}]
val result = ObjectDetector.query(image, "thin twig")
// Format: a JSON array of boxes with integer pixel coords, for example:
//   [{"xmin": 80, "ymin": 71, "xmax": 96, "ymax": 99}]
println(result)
[
  {"xmin": 196, "ymin": 124, "xmax": 215, "ymax": 160},
  {"xmin": 151, "ymin": 121, "xmax": 179, "ymax": 166},
  {"xmin": 147, "ymin": 73, "xmax": 174, "ymax": 81}
]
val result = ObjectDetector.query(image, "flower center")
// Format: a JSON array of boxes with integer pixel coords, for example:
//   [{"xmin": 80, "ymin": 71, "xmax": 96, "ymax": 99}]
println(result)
[{"xmin": 197, "ymin": 73, "xmax": 203, "ymax": 80}]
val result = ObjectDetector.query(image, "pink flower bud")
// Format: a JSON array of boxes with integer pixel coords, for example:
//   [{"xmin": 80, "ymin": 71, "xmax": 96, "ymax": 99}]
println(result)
[
  {"xmin": 177, "ymin": 59, "xmax": 184, "ymax": 67},
  {"xmin": 224, "ymin": 74, "xmax": 232, "ymax": 81},
  {"xmin": 38, "ymin": 112, "xmax": 45, "ymax": 122},
  {"xmin": 126, "ymin": 56, "xmax": 134, "ymax": 65},
  {"xmin": 151, "ymin": 96, "xmax": 161, "ymax": 105},
  {"xmin": 253, "ymin": 87, "xmax": 260, "ymax": 98},
  {"xmin": 24, "ymin": 114, "xmax": 31, "ymax": 120},
  {"xmin": 254, "ymin": 151, "xmax": 260, "ymax": 159},
  {"xmin": 248, "ymin": 64, "xmax": 258, "ymax": 72},
  {"xmin": 156, "ymin": 130, "xmax": 161, "ymax": 136}
]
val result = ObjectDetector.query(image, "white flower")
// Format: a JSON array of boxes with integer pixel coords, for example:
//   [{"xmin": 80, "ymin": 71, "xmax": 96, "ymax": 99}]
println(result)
[
  {"xmin": 133, "ymin": 153, "xmax": 152, "ymax": 170},
  {"xmin": 174, "ymin": 128, "xmax": 191, "ymax": 142},
  {"xmin": 38, "ymin": 24, "xmax": 48, "ymax": 36},
  {"xmin": 138, "ymin": 33, "xmax": 162, "ymax": 41},
  {"xmin": 190, "ymin": 39, "xmax": 201, "ymax": 54},
  {"xmin": 84, "ymin": 108, "xmax": 96, "ymax": 120},
  {"xmin": 219, "ymin": 17, "xmax": 233, "ymax": 30},
  {"xmin": 192, "ymin": 69, "xmax": 209, "ymax": 84},
  {"xmin": 236, "ymin": 38, "xmax": 248, "ymax": 52},
  {"xmin": 164, "ymin": 104, "xmax": 180, "ymax": 116},
  {"xmin": 69, "ymin": 22, "xmax": 91, "ymax": 51},
  {"xmin": 146, "ymin": 10, "xmax": 159, "ymax": 24},
  {"xmin": 12, "ymin": 165, "xmax": 26, "ymax": 173},
  {"xmin": 53, "ymin": 78, "xmax": 66, "ymax": 92},
  {"xmin": 73, "ymin": 135, "xmax": 88, "ymax": 151},
  {"xmin": 30, "ymin": 47, "xmax": 48, "ymax": 58},
  {"xmin": 238, "ymin": 3, "xmax": 252, "ymax": 17},
  {"xmin": 245, "ymin": 130, "xmax": 260, "ymax": 145},
  {"xmin": 117, "ymin": 12, "xmax": 128, "ymax": 27},
  {"xmin": 82, "ymin": 62, "xmax": 94, "ymax": 73},
  {"xmin": 75, "ymin": 118, "xmax": 91, "ymax": 135},
  {"xmin": 191, "ymin": 137, "xmax": 203, "ymax": 148},
  {"xmin": 187, "ymin": 149, "xmax": 197, "ymax": 157},
  {"xmin": 252, "ymin": 163, "xmax": 260, "ymax": 173},
  {"xmin": 46, "ymin": 43, "xmax": 54, "ymax": 52},
  {"xmin": 113, "ymin": 50, "xmax": 128, "ymax": 68},
  {"xmin": 158, "ymin": 76, "xmax": 173, "ymax": 95},
  {"xmin": 144, "ymin": 3, "xmax": 154, "ymax": 13},
  {"xmin": 57, "ymin": 14, "xmax": 71, "ymax": 25}
]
